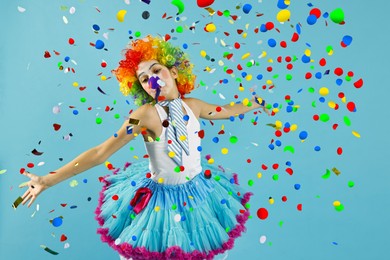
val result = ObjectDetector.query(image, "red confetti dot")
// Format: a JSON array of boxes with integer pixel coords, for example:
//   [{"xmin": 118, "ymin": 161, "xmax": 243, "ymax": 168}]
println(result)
[
  {"xmin": 305, "ymin": 72, "xmax": 312, "ymax": 79},
  {"xmin": 68, "ymin": 38, "xmax": 75, "ymax": 45},
  {"xmin": 20, "ymin": 168, "xmax": 26, "ymax": 174},
  {"xmin": 297, "ymin": 204, "xmax": 303, "ymax": 211},
  {"xmin": 234, "ymin": 42, "xmax": 240, "ymax": 49},
  {"xmin": 334, "ymin": 67, "xmax": 343, "ymax": 76},
  {"xmin": 285, "ymin": 56, "xmax": 292, "ymax": 62},
  {"xmin": 291, "ymin": 32, "xmax": 299, "ymax": 42},
  {"xmin": 101, "ymin": 61, "xmax": 107, "ymax": 68},
  {"xmin": 112, "ymin": 195, "xmax": 119, "ymax": 201},
  {"xmin": 146, "ymin": 172, "xmax": 152, "ymax": 178},
  {"xmin": 106, "ymin": 163, "xmax": 113, "ymax": 170},
  {"xmin": 183, "ymin": 202, "xmax": 187, "ymax": 207},
  {"xmin": 285, "ymin": 168, "xmax": 293, "ymax": 175},
  {"xmin": 280, "ymin": 41, "xmax": 287, "ymax": 48},
  {"xmin": 27, "ymin": 163, "xmax": 34, "ymax": 168},
  {"xmin": 313, "ymin": 114, "xmax": 319, "ymax": 121},
  {"xmin": 285, "ymin": 95, "xmax": 291, "ymax": 100},
  {"xmin": 247, "ymin": 159, "xmax": 252, "ymax": 163},
  {"xmin": 167, "ymin": 140, "xmax": 172, "ymax": 144},
  {"xmin": 234, "ymin": 95, "xmax": 238, "ymax": 99},
  {"xmin": 333, "ymin": 124, "xmax": 339, "ymax": 130},
  {"xmin": 338, "ymin": 92, "xmax": 345, "ymax": 98},
  {"xmin": 261, "ymin": 164, "xmax": 268, "ymax": 170},
  {"xmin": 319, "ymin": 58, "xmax": 326, "ymax": 66},
  {"xmin": 353, "ymin": 78, "xmax": 363, "ymax": 88},
  {"xmin": 347, "ymin": 71, "xmax": 354, "ymax": 77},
  {"xmin": 310, "ymin": 8, "xmax": 321, "ymax": 18},
  {"xmin": 283, "ymin": 127, "xmax": 290, "ymax": 133},
  {"xmin": 346, "ymin": 102, "xmax": 356, "ymax": 112},
  {"xmin": 277, "ymin": 56, "xmax": 282, "ymax": 63},
  {"xmin": 237, "ymin": 64, "xmax": 243, "ymax": 70},
  {"xmin": 179, "ymin": 166, "xmax": 185, "ymax": 171},
  {"xmin": 281, "ymin": 196, "xmax": 287, "ymax": 202},
  {"xmin": 198, "ymin": 130, "xmax": 205, "ymax": 139},
  {"xmin": 286, "ymin": 63, "xmax": 293, "ymax": 70},
  {"xmin": 257, "ymin": 208, "xmax": 269, "ymax": 220},
  {"xmin": 337, "ymin": 147, "xmax": 343, "ymax": 155},
  {"xmin": 226, "ymin": 69, "xmax": 234, "ymax": 74},
  {"xmin": 275, "ymin": 130, "xmax": 282, "ymax": 137},
  {"xmin": 216, "ymin": 106, "xmax": 222, "ymax": 112},
  {"xmin": 265, "ymin": 22, "xmax": 274, "ymax": 30},
  {"xmin": 272, "ymin": 163, "xmax": 279, "ymax": 170},
  {"xmin": 204, "ymin": 169, "xmax": 211, "ymax": 179},
  {"xmin": 266, "ymin": 66, "xmax": 273, "ymax": 72}
]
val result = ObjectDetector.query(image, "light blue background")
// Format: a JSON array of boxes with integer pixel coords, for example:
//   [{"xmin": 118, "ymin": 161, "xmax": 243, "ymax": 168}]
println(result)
[{"xmin": 1, "ymin": 1, "xmax": 388, "ymax": 259}]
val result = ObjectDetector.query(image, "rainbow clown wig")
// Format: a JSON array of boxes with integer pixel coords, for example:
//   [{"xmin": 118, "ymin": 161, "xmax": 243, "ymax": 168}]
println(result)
[{"xmin": 112, "ymin": 35, "xmax": 196, "ymax": 106}]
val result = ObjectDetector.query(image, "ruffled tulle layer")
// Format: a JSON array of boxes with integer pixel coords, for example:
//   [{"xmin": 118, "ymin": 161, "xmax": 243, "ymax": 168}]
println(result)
[{"xmin": 94, "ymin": 160, "xmax": 253, "ymax": 260}]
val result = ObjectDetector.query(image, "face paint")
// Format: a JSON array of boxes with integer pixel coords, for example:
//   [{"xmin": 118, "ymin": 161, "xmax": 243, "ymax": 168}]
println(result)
[{"xmin": 148, "ymin": 74, "xmax": 166, "ymax": 100}]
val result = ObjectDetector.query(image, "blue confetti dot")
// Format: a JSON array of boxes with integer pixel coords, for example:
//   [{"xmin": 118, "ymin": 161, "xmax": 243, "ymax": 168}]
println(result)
[
  {"xmin": 319, "ymin": 97, "xmax": 325, "ymax": 103},
  {"xmin": 242, "ymin": 4, "xmax": 252, "ymax": 14},
  {"xmin": 301, "ymin": 55, "xmax": 310, "ymax": 63},
  {"xmin": 95, "ymin": 40, "xmax": 105, "ymax": 50},
  {"xmin": 299, "ymin": 131, "xmax": 308, "ymax": 140},
  {"xmin": 307, "ymin": 14, "xmax": 317, "ymax": 25},
  {"xmin": 230, "ymin": 178, "xmax": 235, "ymax": 184},
  {"xmin": 296, "ymin": 24, "xmax": 301, "ymax": 34},
  {"xmin": 70, "ymin": 205, "xmax": 77, "ymax": 209},
  {"xmin": 314, "ymin": 146, "xmax": 321, "ymax": 151},
  {"xmin": 181, "ymin": 215, "xmax": 186, "ymax": 221},
  {"xmin": 197, "ymin": 146, "xmax": 202, "ymax": 152},
  {"xmin": 131, "ymin": 181, "xmax": 136, "ymax": 186},
  {"xmin": 221, "ymin": 199, "xmax": 227, "ymax": 204},
  {"xmin": 238, "ymin": 114, "xmax": 245, "ymax": 119},
  {"xmin": 315, "ymin": 72, "xmax": 322, "ymax": 79},
  {"xmin": 268, "ymin": 38, "xmax": 277, "ymax": 48},
  {"xmin": 183, "ymin": 43, "xmax": 188, "ymax": 49},
  {"xmin": 52, "ymin": 217, "xmax": 63, "ymax": 227},
  {"xmin": 229, "ymin": 116, "xmax": 235, "ymax": 122},
  {"xmin": 241, "ymin": 72, "xmax": 247, "ymax": 78},
  {"xmin": 286, "ymin": 161, "xmax": 292, "ymax": 166},
  {"xmin": 114, "ymin": 133, "xmax": 118, "ymax": 137},
  {"xmin": 294, "ymin": 184, "xmax": 301, "ymax": 190},
  {"xmin": 183, "ymin": 115, "xmax": 189, "ymax": 121},
  {"xmin": 256, "ymin": 74, "xmax": 263, "ymax": 80},
  {"xmin": 284, "ymin": 122, "xmax": 291, "ymax": 128},
  {"xmin": 64, "ymin": 56, "xmax": 70, "ymax": 62},
  {"xmin": 336, "ymin": 78, "xmax": 343, "ymax": 86},
  {"xmin": 275, "ymin": 140, "xmax": 282, "ymax": 146},
  {"xmin": 73, "ymin": 110, "xmax": 79, "ymax": 115},
  {"xmin": 87, "ymin": 197, "xmax": 91, "ymax": 201},
  {"xmin": 212, "ymin": 137, "xmax": 219, "ymax": 143},
  {"xmin": 268, "ymin": 144, "xmax": 275, "ymax": 150},
  {"xmin": 323, "ymin": 12, "xmax": 329, "ymax": 18},
  {"xmin": 132, "ymin": 236, "xmax": 137, "ymax": 241},
  {"xmin": 260, "ymin": 24, "xmax": 267, "ymax": 32},
  {"xmin": 83, "ymin": 179, "xmax": 88, "ymax": 183},
  {"xmin": 277, "ymin": 0, "xmax": 289, "ymax": 9},
  {"xmin": 92, "ymin": 24, "xmax": 100, "ymax": 31}
]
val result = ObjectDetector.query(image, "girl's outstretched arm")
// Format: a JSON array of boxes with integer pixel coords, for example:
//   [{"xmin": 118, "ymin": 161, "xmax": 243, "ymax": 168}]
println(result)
[
  {"xmin": 19, "ymin": 104, "xmax": 154, "ymax": 207},
  {"xmin": 185, "ymin": 96, "xmax": 270, "ymax": 120}
]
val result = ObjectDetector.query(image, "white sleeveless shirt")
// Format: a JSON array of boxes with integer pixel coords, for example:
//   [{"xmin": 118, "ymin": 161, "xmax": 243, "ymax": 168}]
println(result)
[{"xmin": 144, "ymin": 100, "xmax": 202, "ymax": 185}]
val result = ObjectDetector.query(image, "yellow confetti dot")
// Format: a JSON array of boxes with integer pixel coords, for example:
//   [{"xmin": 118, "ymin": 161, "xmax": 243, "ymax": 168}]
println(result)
[
  {"xmin": 276, "ymin": 9, "xmax": 291, "ymax": 22},
  {"xmin": 341, "ymin": 97, "xmax": 346, "ymax": 103},
  {"xmin": 200, "ymin": 50, "xmax": 207, "ymax": 57},
  {"xmin": 205, "ymin": 23, "xmax": 216, "ymax": 32},
  {"xmin": 101, "ymin": 75, "xmax": 107, "ymax": 81},
  {"xmin": 228, "ymin": 19, "xmax": 234, "ymax": 24},
  {"xmin": 238, "ymin": 86, "xmax": 245, "ymax": 92},
  {"xmin": 275, "ymin": 120, "xmax": 283, "ymax": 129},
  {"xmin": 154, "ymin": 206, "xmax": 160, "ymax": 212},
  {"xmin": 69, "ymin": 179, "xmax": 78, "ymax": 187},
  {"xmin": 352, "ymin": 131, "xmax": 361, "ymax": 138},
  {"xmin": 319, "ymin": 87, "xmax": 329, "ymax": 96},
  {"xmin": 328, "ymin": 50, "xmax": 334, "ymax": 56},
  {"xmin": 72, "ymin": 82, "xmax": 79, "ymax": 87},
  {"xmin": 133, "ymin": 155, "xmax": 139, "ymax": 159},
  {"xmin": 158, "ymin": 178, "xmax": 164, "ymax": 184},
  {"xmin": 304, "ymin": 49, "xmax": 311, "ymax": 56},
  {"xmin": 242, "ymin": 32, "xmax": 247, "ymax": 38},
  {"xmin": 229, "ymin": 101, "xmax": 235, "ymax": 106},
  {"xmin": 269, "ymin": 197, "xmax": 275, "ymax": 205},
  {"xmin": 266, "ymin": 79, "xmax": 273, "ymax": 85},
  {"xmin": 241, "ymin": 53, "xmax": 250, "ymax": 60},
  {"xmin": 188, "ymin": 196, "xmax": 194, "ymax": 200},
  {"xmin": 257, "ymin": 172, "xmax": 262, "ymax": 178},
  {"xmin": 245, "ymin": 74, "xmax": 252, "ymax": 81},
  {"xmin": 179, "ymin": 135, "xmax": 187, "ymax": 141},
  {"xmin": 267, "ymin": 58, "xmax": 273, "ymax": 63},
  {"xmin": 242, "ymin": 98, "xmax": 249, "ymax": 106},
  {"xmin": 272, "ymin": 108, "xmax": 279, "ymax": 113},
  {"xmin": 290, "ymin": 124, "xmax": 298, "ymax": 131},
  {"xmin": 221, "ymin": 148, "xmax": 229, "ymax": 154},
  {"xmin": 218, "ymin": 60, "xmax": 224, "ymax": 66},
  {"xmin": 207, "ymin": 158, "xmax": 214, "ymax": 164},
  {"xmin": 116, "ymin": 10, "xmax": 127, "ymax": 22},
  {"xmin": 333, "ymin": 201, "xmax": 341, "ymax": 207},
  {"xmin": 168, "ymin": 151, "xmax": 175, "ymax": 158},
  {"xmin": 259, "ymin": 51, "xmax": 267, "ymax": 58},
  {"xmin": 328, "ymin": 101, "xmax": 336, "ymax": 109}
]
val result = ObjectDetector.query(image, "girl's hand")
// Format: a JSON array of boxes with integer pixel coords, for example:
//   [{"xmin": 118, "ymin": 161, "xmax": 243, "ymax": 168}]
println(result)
[
  {"xmin": 19, "ymin": 171, "xmax": 51, "ymax": 208},
  {"xmin": 262, "ymin": 105, "xmax": 271, "ymax": 116}
]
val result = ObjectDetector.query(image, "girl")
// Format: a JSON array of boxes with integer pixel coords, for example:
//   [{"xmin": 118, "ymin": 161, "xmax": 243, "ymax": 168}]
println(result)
[{"xmin": 19, "ymin": 35, "xmax": 269, "ymax": 260}]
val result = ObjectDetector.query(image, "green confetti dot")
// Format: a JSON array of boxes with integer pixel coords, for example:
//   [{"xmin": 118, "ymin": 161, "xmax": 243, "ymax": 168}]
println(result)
[
  {"xmin": 225, "ymin": 227, "xmax": 230, "ymax": 232},
  {"xmin": 308, "ymin": 87, "xmax": 315, "ymax": 93},
  {"xmin": 348, "ymin": 181, "xmax": 355, "ymax": 187},
  {"xmin": 272, "ymin": 174, "xmax": 279, "ymax": 181},
  {"xmin": 322, "ymin": 169, "xmax": 331, "ymax": 179},
  {"xmin": 189, "ymin": 207, "xmax": 194, "ymax": 212},
  {"xmin": 248, "ymin": 179, "xmax": 254, "ymax": 186},
  {"xmin": 113, "ymin": 100, "xmax": 117, "ymax": 105},
  {"xmin": 279, "ymin": 221, "xmax": 284, "ymax": 227},
  {"xmin": 230, "ymin": 136, "xmax": 238, "ymax": 144},
  {"xmin": 223, "ymin": 10, "xmax": 230, "ymax": 17},
  {"xmin": 214, "ymin": 175, "xmax": 221, "ymax": 181},
  {"xmin": 312, "ymin": 101, "xmax": 316, "ymax": 107},
  {"xmin": 335, "ymin": 204, "xmax": 344, "ymax": 211},
  {"xmin": 344, "ymin": 116, "xmax": 351, "ymax": 126},
  {"xmin": 286, "ymin": 74, "xmax": 292, "ymax": 81},
  {"xmin": 345, "ymin": 75, "xmax": 351, "ymax": 82},
  {"xmin": 228, "ymin": 191, "xmax": 233, "ymax": 195},
  {"xmin": 246, "ymin": 61, "xmax": 253, "ymax": 67},
  {"xmin": 114, "ymin": 113, "xmax": 120, "ymax": 119},
  {"xmin": 174, "ymin": 166, "xmax": 181, "ymax": 173},
  {"xmin": 320, "ymin": 113, "xmax": 330, "ymax": 122},
  {"xmin": 245, "ymin": 203, "xmax": 250, "ymax": 209},
  {"xmin": 130, "ymin": 146, "xmax": 134, "ymax": 151},
  {"xmin": 130, "ymin": 213, "xmax": 136, "ymax": 219},
  {"xmin": 176, "ymin": 26, "xmax": 183, "ymax": 33},
  {"xmin": 200, "ymin": 81, "xmax": 206, "ymax": 86},
  {"xmin": 248, "ymin": 215, "xmax": 252, "ymax": 219},
  {"xmin": 96, "ymin": 117, "xmax": 103, "ymax": 124},
  {"xmin": 212, "ymin": 89, "xmax": 217, "ymax": 94},
  {"xmin": 155, "ymin": 137, "xmax": 160, "ymax": 142},
  {"xmin": 330, "ymin": 8, "xmax": 345, "ymax": 24},
  {"xmin": 172, "ymin": 204, "xmax": 177, "ymax": 210},
  {"xmin": 134, "ymin": 31, "xmax": 141, "ymax": 37},
  {"xmin": 80, "ymin": 97, "xmax": 86, "ymax": 102},
  {"xmin": 326, "ymin": 45, "xmax": 333, "ymax": 53},
  {"xmin": 272, "ymin": 74, "xmax": 279, "ymax": 79},
  {"xmin": 283, "ymin": 145, "xmax": 295, "ymax": 153}
]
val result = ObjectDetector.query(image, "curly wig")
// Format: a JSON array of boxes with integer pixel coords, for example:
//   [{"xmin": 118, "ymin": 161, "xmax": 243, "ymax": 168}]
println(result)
[{"xmin": 112, "ymin": 35, "xmax": 196, "ymax": 106}]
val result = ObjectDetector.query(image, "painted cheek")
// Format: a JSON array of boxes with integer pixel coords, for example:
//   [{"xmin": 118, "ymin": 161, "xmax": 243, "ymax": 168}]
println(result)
[{"xmin": 161, "ymin": 69, "xmax": 170, "ymax": 79}]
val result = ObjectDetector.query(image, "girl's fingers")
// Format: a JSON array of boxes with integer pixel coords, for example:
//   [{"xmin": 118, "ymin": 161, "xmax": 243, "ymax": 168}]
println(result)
[
  {"xmin": 28, "ymin": 197, "xmax": 35, "ymax": 208},
  {"xmin": 22, "ymin": 193, "xmax": 33, "ymax": 205},
  {"xmin": 22, "ymin": 189, "xmax": 30, "ymax": 199}
]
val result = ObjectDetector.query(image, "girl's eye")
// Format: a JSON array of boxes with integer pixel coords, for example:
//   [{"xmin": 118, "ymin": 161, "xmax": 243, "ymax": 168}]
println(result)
[
  {"xmin": 141, "ymin": 78, "xmax": 148, "ymax": 83},
  {"xmin": 154, "ymin": 68, "xmax": 161, "ymax": 73}
]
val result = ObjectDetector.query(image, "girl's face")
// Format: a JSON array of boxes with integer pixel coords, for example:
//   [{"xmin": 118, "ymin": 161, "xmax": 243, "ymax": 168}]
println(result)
[{"xmin": 136, "ymin": 59, "xmax": 179, "ymax": 100}]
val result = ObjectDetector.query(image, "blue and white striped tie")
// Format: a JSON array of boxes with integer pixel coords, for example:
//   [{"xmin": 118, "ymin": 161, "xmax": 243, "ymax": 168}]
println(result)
[{"xmin": 158, "ymin": 98, "xmax": 190, "ymax": 166}]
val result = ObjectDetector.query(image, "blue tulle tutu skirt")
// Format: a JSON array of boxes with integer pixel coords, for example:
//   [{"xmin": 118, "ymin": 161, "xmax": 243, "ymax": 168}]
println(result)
[{"xmin": 94, "ymin": 159, "xmax": 253, "ymax": 260}]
